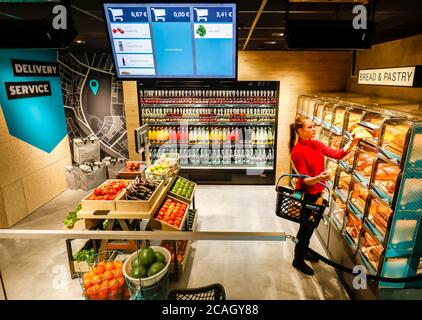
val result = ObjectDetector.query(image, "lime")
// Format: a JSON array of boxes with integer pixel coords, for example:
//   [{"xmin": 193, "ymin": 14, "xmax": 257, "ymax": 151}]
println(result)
[
  {"xmin": 154, "ymin": 252, "xmax": 166, "ymax": 264},
  {"xmin": 131, "ymin": 265, "xmax": 141, "ymax": 278},
  {"xmin": 148, "ymin": 262, "xmax": 165, "ymax": 277},
  {"xmin": 140, "ymin": 247, "xmax": 157, "ymax": 267},
  {"xmin": 140, "ymin": 265, "xmax": 148, "ymax": 278}
]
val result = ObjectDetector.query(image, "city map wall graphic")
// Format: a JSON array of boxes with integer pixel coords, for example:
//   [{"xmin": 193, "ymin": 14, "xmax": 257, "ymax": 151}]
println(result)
[
  {"xmin": 0, "ymin": 49, "xmax": 67, "ymax": 153},
  {"xmin": 58, "ymin": 52, "xmax": 129, "ymax": 159}
]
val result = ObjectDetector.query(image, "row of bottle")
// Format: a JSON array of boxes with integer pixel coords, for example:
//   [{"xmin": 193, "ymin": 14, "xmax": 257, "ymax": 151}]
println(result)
[
  {"xmin": 141, "ymin": 89, "xmax": 276, "ymax": 98},
  {"xmin": 141, "ymin": 107, "xmax": 275, "ymax": 123},
  {"xmin": 148, "ymin": 127, "xmax": 275, "ymax": 145},
  {"xmin": 150, "ymin": 147, "xmax": 274, "ymax": 167}
]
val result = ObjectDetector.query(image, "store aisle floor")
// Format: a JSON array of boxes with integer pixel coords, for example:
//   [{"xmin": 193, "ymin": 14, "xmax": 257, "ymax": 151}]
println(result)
[{"xmin": 0, "ymin": 186, "xmax": 349, "ymax": 300}]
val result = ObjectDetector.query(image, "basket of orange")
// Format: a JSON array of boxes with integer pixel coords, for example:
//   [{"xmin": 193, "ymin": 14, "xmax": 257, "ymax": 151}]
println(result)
[{"xmin": 78, "ymin": 251, "xmax": 130, "ymax": 300}]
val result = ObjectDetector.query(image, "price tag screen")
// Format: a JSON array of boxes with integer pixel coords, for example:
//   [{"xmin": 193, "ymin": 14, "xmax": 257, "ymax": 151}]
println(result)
[{"xmin": 104, "ymin": 2, "xmax": 237, "ymax": 79}]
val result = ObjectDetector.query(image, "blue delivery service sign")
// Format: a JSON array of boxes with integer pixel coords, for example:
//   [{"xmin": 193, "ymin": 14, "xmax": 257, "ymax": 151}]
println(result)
[{"xmin": 0, "ymin": 49, "xmax": 67, "ymax": 153}]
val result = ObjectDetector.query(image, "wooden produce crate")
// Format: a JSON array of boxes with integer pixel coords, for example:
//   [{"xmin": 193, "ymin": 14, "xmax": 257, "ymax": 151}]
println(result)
[
  {"xmin": 115, "ymin": 180, "xmax": 164, "ymax": 212},
  {"xmin": 150, "ymin": 196, "xmax": 189, "ymax": 231},
  {"xmin": 168, "ymin": 176, "xmax": 197, "ymax": 204},
  {"xmin": 145, "ymin": 167, "xmax": 170, "ymax": 181},
  {"xmin": 117, "ymin": 161, "xmax": 146, "ymax": 179},
  {"xmin": 162, "ymin": 240, "xmax": 192, "ymax": 275},
  {"xmin": 81, "ymin": 179, "xmax": 129, "ymax": 211}
]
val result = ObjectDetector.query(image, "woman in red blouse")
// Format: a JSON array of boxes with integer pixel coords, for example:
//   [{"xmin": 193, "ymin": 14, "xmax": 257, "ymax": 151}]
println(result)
[{"xmin": 289, "ymin": 116, "xmax": 359, "ymax": 275}]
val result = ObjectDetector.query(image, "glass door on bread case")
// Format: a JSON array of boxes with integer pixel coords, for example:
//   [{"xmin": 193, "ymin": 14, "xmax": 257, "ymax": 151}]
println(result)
[{"xmin": 138, "ymin": 81, "xmax": 279, "ymax": 184}]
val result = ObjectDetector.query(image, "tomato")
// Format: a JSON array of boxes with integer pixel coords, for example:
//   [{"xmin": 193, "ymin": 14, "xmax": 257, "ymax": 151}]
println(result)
[
  {"xmin": 96, "ymin": 265, "xmax": 105, "ymax": 274},
  {"xmin": 116, "ymin": 277, "xmax": 125, "ymax": 287},
  {"xmin": 92, "ymin": 275, "xmax": 102, "ymax": 285},
  {"xmin": 177, "ymin": 255, "xmax": 183, "ymax": 263},
  {"xmin": 88, "ymin": 271, "xmax": 96, "ymax": 278},
  {"xmin": 94, "ymin": 188, "xmax": 102, "ymax": 196},
  {"xmin": 82, "ymin": 272, "xmax": 90, "ymax": 281},
  {"xmin": 88, "ymin": 195, "xmax": 95, "ymax": 200},
  {"xmin": 100, "ymin": 280, "xmax": 110, "ymax": 291},
  {"xmin": 113, "ymin": 260, "xmax": 123, "ymax": 270},
  {"xmin": 83, "ymin": 277, "xmax": 93, "ymax": 289},
  {"xmin": 102, "ymin": 270, "xmax": 113, "ymax": 281},
  {"xmin": 109, "ymin": 279, "xmax": 119, "ymax": 291},
  {"xmin": 86, "ymin": 286, "xmax": 98, "ymax": 300},
  {"xmin": 96, "ymin": 196, "xmax": 103, "ymax": 200},
  {"xmin": 112, "ymin": 268, "xmax": 123, "ymax": 278}
]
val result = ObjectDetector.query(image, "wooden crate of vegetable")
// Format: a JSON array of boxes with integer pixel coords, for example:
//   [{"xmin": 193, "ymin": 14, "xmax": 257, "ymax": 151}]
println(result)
[
  {"xmin": 81, "ymin": 179, "xmax": 130, "ymax": 211},
  {"xmin": 115, "ymin": 177, "xmax": 164, "ymax": 212},
  {"xmin": 150, "ymin": 196, "xmax": 189, "ymax": 231}
]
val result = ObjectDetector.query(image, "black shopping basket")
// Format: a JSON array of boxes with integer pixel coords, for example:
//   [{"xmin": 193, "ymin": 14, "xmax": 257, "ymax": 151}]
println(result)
[{"xmin": 275, "ymin": 174, "xmax": 330, "ymax": 228}]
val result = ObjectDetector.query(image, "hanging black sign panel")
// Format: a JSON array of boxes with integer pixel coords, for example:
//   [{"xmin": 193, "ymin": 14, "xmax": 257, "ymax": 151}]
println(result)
[
  {"xmin": 11, "ymin": 59, "xmax": 59, "ymax": 77},
  {"xmin": 5, "ymin": 81, "xmax": 52, "ymax": 100},
  {"xmin": 358, "ymin": 66, "xmax": 422, "ymax": 87}
]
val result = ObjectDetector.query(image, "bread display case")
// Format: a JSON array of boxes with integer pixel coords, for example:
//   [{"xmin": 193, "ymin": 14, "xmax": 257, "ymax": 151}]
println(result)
[{"xmin": 296, "ymin": 93, "xmax": 422, "ymax": 295}]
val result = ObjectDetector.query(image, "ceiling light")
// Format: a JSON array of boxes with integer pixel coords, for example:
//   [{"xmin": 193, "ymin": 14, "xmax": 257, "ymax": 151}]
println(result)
[
  {"xmin": 76, "ymin": 40, "xmax": 86, "ymax": 44},
  {"xmin": 264, "ymin": 41, "xmax": 277, "ymax": 45},
  {"xmin": 272, "ymin": 32, "xmax": 284, "ymax": 37}
]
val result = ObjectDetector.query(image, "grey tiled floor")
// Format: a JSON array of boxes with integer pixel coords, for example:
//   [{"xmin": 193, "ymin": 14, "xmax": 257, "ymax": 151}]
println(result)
[{"xmin": 0, "ymin": 186, "xmax": 349, "ymax": 300}]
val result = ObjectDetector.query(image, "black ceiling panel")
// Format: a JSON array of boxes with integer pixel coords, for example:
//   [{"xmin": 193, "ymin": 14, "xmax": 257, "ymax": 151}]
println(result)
[{"xmin": 0, "ymin": 0, "xmax": 420, "ymax": 51}]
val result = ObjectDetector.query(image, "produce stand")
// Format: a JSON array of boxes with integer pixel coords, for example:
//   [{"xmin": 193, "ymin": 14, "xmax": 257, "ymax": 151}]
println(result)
[
  {"xmin": 69, "ymin": 170, "xmax": 199, "ymax": 283},
  {"xmin": 76, "ymin": 174, "xmax": 178, "ymax": 253}
]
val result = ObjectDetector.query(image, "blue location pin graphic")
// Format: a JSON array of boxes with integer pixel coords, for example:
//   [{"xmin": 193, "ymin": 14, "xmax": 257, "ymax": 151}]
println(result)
[{"xmin": 89, "ymin": 79, "xmax": 99, "ymax": 95}]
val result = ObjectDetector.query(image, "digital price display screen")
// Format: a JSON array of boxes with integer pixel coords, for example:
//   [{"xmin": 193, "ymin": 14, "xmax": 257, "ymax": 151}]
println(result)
[{"xmin": 103, "ymin": 3, "xmax": 237, "ymax": 79}]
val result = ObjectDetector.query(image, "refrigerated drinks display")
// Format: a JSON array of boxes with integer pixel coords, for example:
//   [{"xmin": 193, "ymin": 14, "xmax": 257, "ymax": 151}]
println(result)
[{"xmin": 138, "ymin": 81, "xmax": 278, "ymax": 184}]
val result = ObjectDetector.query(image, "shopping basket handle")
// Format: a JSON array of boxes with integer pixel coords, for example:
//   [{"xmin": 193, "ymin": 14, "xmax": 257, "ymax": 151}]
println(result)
[{"xmin": 276, "ymin": 173, "xmax": 331, "ymax": 203}]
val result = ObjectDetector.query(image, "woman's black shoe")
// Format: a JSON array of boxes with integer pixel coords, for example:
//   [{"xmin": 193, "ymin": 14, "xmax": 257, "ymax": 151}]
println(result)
[{"xmin": 292, "ymin": 259, "xmax": 314, "ymax": 275}]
